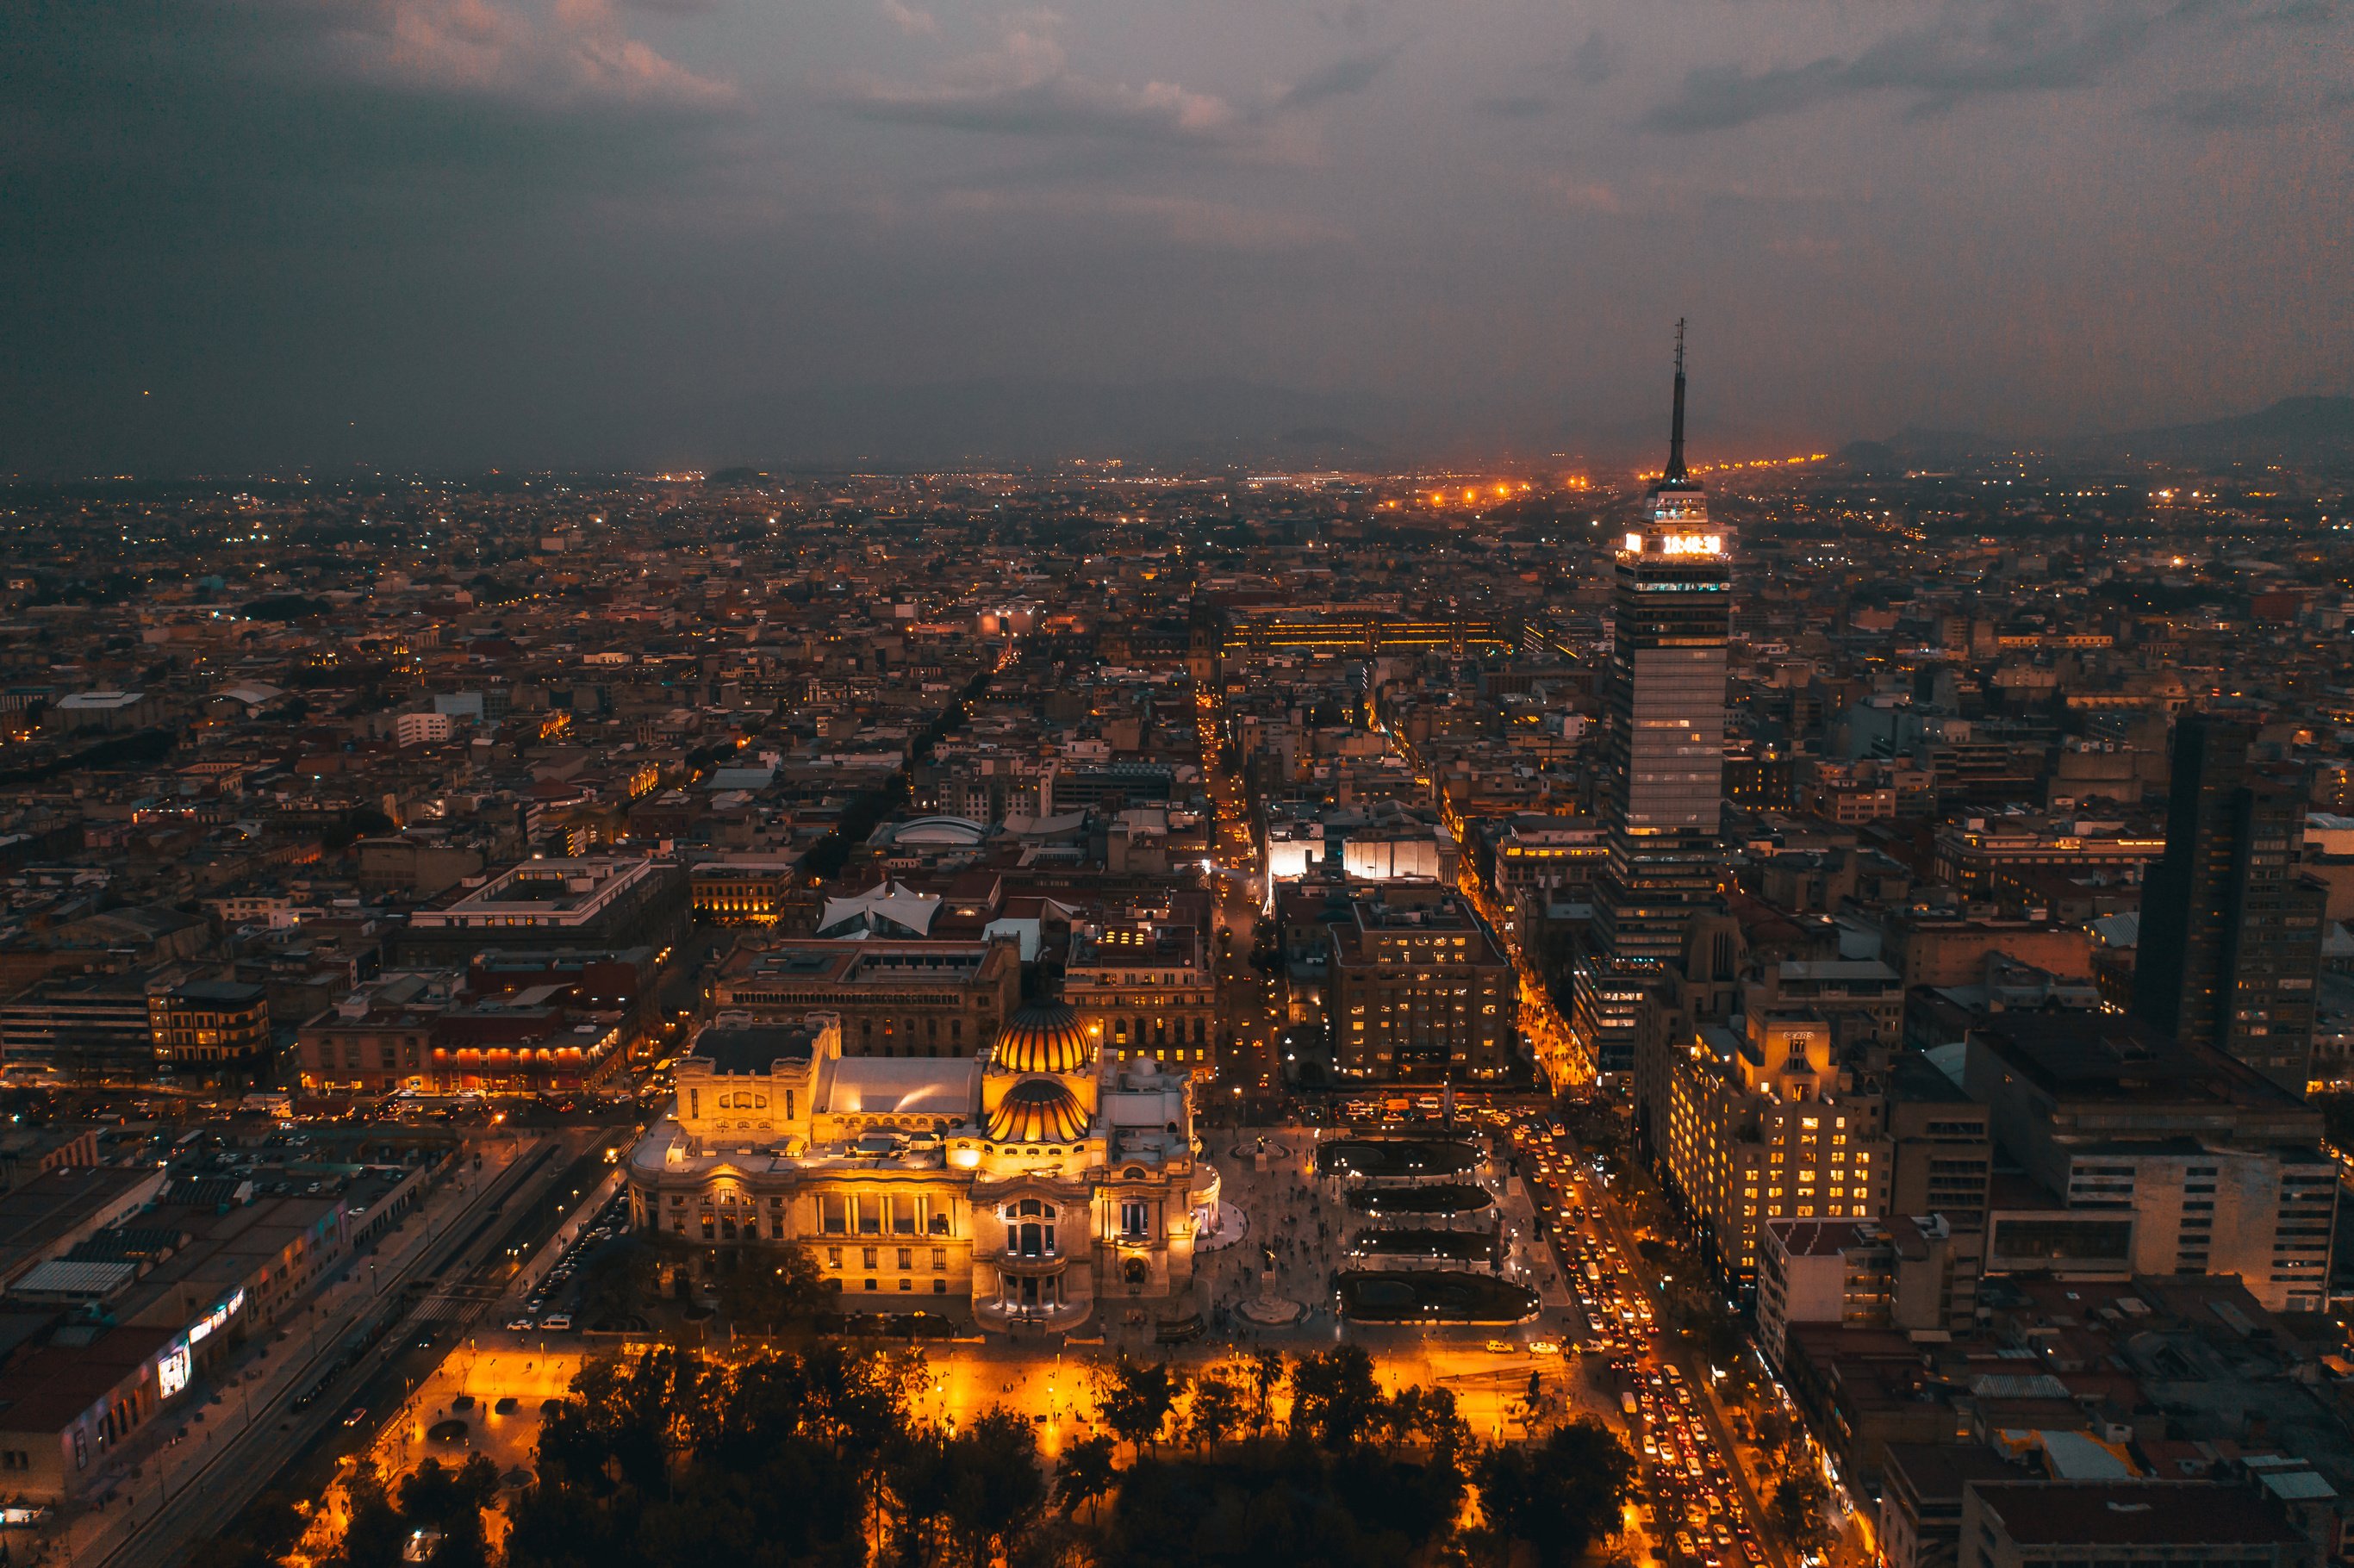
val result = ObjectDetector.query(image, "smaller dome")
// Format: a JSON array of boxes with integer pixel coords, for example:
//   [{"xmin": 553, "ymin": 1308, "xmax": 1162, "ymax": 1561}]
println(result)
[
  {"xmin": 987, "ymin": 1079, "xmax": 1091, "ymax": 1145},
  {"xmin": 992, "ymin": 999, "xmax": 1093, "ymax": 1075}
]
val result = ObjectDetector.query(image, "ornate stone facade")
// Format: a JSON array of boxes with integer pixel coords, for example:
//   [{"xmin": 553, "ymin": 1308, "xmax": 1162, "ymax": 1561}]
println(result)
[{"xmin": 625, "ymin": 998, "xmax": 1211, "ymax": 1333}]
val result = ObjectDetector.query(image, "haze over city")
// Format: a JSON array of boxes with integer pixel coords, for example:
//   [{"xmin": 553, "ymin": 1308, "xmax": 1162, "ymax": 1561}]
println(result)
[{"xmin": 6, "ymin": 0, "xmax": 2352, "ymax": 473}]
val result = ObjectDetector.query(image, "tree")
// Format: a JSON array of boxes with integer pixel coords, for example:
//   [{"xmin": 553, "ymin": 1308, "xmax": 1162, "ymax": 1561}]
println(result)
[
  {"xmin": 1095, "ymin": 1354, "xmax": 1181, "ymax": 1456},
  {"xmin": 394, "ymin": 1454, "xmax": 501, "ymax": 1568},
  {"xmin": 1473, "ymin": 1419, "xmax": 1636, "ymax": 1568},
  {"xmin": 894, "ymin": 1408, "xmax": 1049, "ymax": 1568},
  {"xmin": 326, "ymin": 1464, "xmax": 409, "ymax": 1568},
  {"xmin": 1182, "ymin": 1365, "xmax": 1249, "ymax": 1453},
  {"xmin": 715, "ymin": 1241, "xmax": 829, "ymax": 1333},
  {"xmin": 1246, "ymin": 1346, "xmax": 1286, "ymax": 1432},
  {"xmin": 186, "ymin": 1490, "xmax": 308, "ymax": 1568},
  {"xmin": 1771, "ymin": 1462, "xmax": 1832, "ymax": 1555},
  {"xmin": 1288, "ymin": 1345, "xmax": 1390, "ymax": 1451},
  {"xmin": 511, "ymin": 1346, "xmax": 917, "ymax": 1568},
  {"xmin": 573, "ymin": 1233, "xmax": 662, "ymax": 1329},
  {"xmin": 1389, "ymin": 1384, "xmax": 1468, "ymax": 1456},
  {"xmin": 1055, "ymin": 1434, "xmax": 1118, "ymax": 1521}
]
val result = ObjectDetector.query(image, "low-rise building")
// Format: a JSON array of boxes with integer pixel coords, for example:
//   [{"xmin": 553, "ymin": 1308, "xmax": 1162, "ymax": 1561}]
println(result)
[
  {"xmin": 1962, "ymin": 1016, "xmax": 2337, "ymax": 1311},
  {"xmin": 396, "ymin": 855, "xmax": 688, "ymax": 964},
  {"xmin": 713, "ymin": 938, "xmax": 1019, "ymax": 1059},
  {"xmin": 1755, "ymin": 1213, "xmax": 1981, "ymax": 1367},
  {"xmin": 1061, "ymin": 918, "xmax": 1217, "ymax": 1071},
  {"xmin": 147, "ymin": 980, "xmax": 271, "ymax": 1075},
  {"xmin": 1958, "ymin": 1483, "xmax": 2307, "ymax": 1568}
]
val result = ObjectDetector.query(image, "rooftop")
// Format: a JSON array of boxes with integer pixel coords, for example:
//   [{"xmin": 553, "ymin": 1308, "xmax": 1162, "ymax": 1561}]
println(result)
[{"xmin": 1971, "ymin": 1481, "xmax": 2304, "ymax": 1547}]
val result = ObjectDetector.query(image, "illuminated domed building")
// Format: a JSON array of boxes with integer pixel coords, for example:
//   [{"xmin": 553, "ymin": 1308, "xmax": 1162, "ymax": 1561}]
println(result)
[{"xmin": 625, "ymin": 996, "xmax": 1210, "ymax": 1332}]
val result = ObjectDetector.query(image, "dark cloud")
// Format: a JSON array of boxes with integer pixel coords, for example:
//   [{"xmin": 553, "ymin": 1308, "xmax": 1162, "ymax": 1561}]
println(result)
[
  {"xmin": 1311, "ymin": 2, "xmax": 1381, "ymax": 40},
  {"xmin": 2149, "ymin": 78, "xmax": 2354, "ymax": 126},
  {"xmin": 1473, "ymin": 94, "xmax": 1554, "ymax": 119},
  {"xmin": 2152, "ymin": 81, "xmax": 2296, "ymax": 126},
  {"xmin": 1562, "ymin": 27, "xmax": 1622, "ymax": 88},
  {"xmin": 1644, "ymin": 0, "xmax": 2169, "ymax": 131},
  {"xmin": 0, "ymin": 0, "xmax": 2344, "ymax": 474},
  {"xmin": 1467, "ymin": 28, "xmax": 1614, "ymax": 121},
  {"xmin": 1269, "ymin": 46, "xmax": 1403, "ymax": 112}
]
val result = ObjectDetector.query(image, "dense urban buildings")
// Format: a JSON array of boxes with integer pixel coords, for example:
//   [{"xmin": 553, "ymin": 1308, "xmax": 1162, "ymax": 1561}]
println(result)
[{"xmin": 0, "ymin": 425, "xmax": 2351, "ymax": 1568}]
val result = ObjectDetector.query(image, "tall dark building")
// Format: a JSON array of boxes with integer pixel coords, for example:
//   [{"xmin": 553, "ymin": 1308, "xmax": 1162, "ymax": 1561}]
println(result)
[
  {"xmin": 2133, "ymin": 714, "xmax": 2326, "ymax": 1094},
  {"xmin": 1572, "ymin": 327, "xmax": 1733, "ymax": 1077}
]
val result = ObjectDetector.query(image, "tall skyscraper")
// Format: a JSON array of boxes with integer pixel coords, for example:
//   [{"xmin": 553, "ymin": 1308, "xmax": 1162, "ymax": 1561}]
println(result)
[
  {"xmin": 1572, "ymin": 326, "xmax": 1734, "ymax": 1076},
  {"xmin": 2132, "ymin": 714, "xmax": 2326, "ymax": 1094}
]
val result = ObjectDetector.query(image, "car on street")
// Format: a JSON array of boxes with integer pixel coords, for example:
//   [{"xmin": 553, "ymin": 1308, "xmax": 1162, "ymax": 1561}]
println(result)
[{"xmin": 342, "ymin": 1405, "xmax": 369, "ymax": 1427}]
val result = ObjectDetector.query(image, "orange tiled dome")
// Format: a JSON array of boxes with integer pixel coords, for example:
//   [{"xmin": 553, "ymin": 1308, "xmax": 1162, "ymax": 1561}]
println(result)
[
  {"xmin": 991, "ymin": 999, "xmax": 1093, "ymax": 1075},
  {"xmin": 986, "ymin": 1078, "xmax": 1091, "ymax": 1145}
]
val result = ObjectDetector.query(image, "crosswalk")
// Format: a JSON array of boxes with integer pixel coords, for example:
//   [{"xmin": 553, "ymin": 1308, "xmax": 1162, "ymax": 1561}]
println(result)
[{"xmin": 413, "ymin": 1285, "xmax": 504, "ymax": 1324}]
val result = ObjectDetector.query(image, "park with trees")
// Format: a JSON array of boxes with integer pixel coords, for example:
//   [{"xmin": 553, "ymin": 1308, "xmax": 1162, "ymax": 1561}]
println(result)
[{"xmin": 261, "ymin": 1340, "xmax": 1634, "ymax": 1568}]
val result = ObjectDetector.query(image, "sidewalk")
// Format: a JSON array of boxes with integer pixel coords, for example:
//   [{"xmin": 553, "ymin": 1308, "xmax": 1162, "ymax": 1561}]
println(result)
[{"xmin": 504, "ymin": 1163, "xmax": 627, "ymax": 1309}]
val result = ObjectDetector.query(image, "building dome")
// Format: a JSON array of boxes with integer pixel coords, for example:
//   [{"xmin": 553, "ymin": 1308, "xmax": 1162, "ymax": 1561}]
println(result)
[
  {"xmin": 986, "ymin": 1079, "xmax": 1091, "ymax": 1145},
  {"xmin": 991, "ymin": 999, "xmax": 1093, "ymax": 1076}
]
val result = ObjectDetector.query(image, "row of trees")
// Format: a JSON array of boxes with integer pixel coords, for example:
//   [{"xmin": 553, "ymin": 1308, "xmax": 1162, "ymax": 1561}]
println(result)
[
  {"xmin": 191, "ymin": 1454, "xmax": 505, "ymax": 1568},
  {"xmin": 1071, "ymin": 1347, "xmax": 1632, "ymax": 1568},
  {"xmin": 291, "ymin": 1342, "xmax": 1634, "ymax": 1568}
]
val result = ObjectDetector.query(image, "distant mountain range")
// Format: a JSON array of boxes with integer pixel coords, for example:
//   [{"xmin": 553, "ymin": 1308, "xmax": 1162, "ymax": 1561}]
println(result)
[
  {"xmin": 2083, "ymin": 395, "xmax": 2354, "ymax": 464},
  {"xmin": 1844, "ymin": 396, "xmax": 2354, "ymax": 472}
]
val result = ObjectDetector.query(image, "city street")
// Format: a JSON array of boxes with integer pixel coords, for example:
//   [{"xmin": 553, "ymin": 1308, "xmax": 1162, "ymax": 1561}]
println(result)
[
  {"xmin": 28, "ymin": 1135, "xmax": 539, "ymax": 1568},
  {"xmin": 1196, "ymin": 681, "xmax": 1283, "ymax": 1092},
  {"xmin": 53, "ymin": 1129, "xmax": 615, "ymax": 1568}
]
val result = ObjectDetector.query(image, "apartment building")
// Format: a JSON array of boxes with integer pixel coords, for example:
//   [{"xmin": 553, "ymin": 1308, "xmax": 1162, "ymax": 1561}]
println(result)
[
  {"xmin": 1326, "ymin": 894, "xmax": 1516, "ymax": 1082},
  {"xmin": 1656, "ymin": 1008, "xmax": 1896, "ymax": 1297}
]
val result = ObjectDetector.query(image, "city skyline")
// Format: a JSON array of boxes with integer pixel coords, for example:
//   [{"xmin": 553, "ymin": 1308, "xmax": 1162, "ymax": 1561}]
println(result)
[{"xmin": 7, "ymin": 3, "xmax": 2354, "ymax": 1565}]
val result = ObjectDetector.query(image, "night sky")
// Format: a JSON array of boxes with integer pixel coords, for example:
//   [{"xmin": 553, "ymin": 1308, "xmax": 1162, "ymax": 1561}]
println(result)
[{"xmin": 4, "ymin": 0, "xmax": 2349, "ymax": 473}]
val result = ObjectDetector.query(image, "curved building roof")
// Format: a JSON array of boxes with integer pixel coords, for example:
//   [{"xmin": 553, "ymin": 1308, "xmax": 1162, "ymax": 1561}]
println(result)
[
  {"xmin": 991, "ymin": 999, "xmax": 1093, "ymax": 1076},
  {"xmin": 986, "ymin": 1078, "xmax": 1091, "ymax": 1146},
  {"xmin": 891, "ymin": 815, "xmax": 991, "ymax": 846}
]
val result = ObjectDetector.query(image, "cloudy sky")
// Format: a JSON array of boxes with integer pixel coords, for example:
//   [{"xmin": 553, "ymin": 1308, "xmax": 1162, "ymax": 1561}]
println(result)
[{"xmin": 3, "ymin": 0, "xmax": 2349, "ymax": 473}]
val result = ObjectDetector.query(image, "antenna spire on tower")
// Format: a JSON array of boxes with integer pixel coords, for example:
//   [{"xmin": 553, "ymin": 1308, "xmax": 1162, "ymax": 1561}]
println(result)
[{"xmin": 1665, "ymin": 318, "xmax": 1689, "ymax": 484}]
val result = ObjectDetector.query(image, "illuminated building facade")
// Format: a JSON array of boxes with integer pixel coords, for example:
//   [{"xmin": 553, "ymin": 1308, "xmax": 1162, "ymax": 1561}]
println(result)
[
  {"xmin": 1328, "ymin": 894, "xmax": 1517, "ymax": 1081},
  {"xmin": 1575, "ymin": 327, "xmax": 1734, "ymax": 1075},
  {"xmin": 1658, "ymin": 1008, "xmax": 1894, "ymax": 1298},
  {"xmin": 1061, "ymin": 920, "xmax": 1218, "ymax": 1071},
  {"xmin": 689, "ymin": 857, "xmax": 803, "ymax": 925},
  {"xmin": 625, "ymin": 1000, "xmax": 1209, "ymax": 1332}
]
